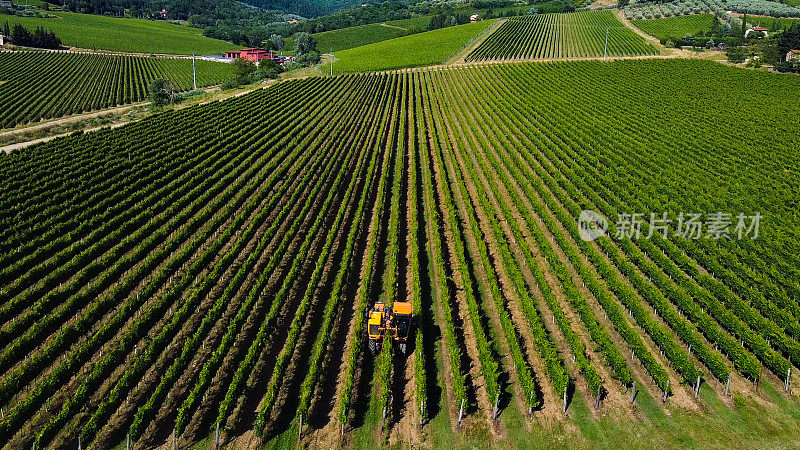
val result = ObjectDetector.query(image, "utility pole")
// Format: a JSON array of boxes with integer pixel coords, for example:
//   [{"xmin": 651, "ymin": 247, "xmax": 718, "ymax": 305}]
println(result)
[
  {"xmin": 603, "ymin": 27, "xmax": 609, "ymax": 62},
  {"xmin": 192, "ymin": 51, "xmax": 197, "ymax": 90}
]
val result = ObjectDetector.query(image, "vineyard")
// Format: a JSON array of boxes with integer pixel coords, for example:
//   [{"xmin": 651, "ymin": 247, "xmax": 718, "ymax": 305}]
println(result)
[
  {"xmin": 466, "ymin": 11, "xmax": 658, "ymax": 62},
  {"xmin": 0, "ymin": 51, "xmax": 233, "ymax": 128},
  {"xmin": 632, "ymin": 13, "xmax": 717, "ymax": 40},
  {"xmin": 1, "ymin": 59, "xmax": 799, "ymax": 449}
]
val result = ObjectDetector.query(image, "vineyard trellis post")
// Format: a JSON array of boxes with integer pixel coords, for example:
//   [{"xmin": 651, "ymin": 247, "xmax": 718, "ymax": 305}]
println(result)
[
  {"xmin": 694, "ymin": 376, "xmax": 701, "ymax": 399},
  {"xmin": 662, "ymin": 379, "xmax": 669, "ymax": 403},
  {"xmin": 786, "ymin": 368, "xmax": 791, "ymax": 392},
  {"xmin": 214, "ymin": 422, "xmax": 220, "ymax": 449},
  {"xmin": 594, "ymin": 386, "xmax": 601, "ymax": 410},
  {"xmin": 563, "ymin": 389, "xmax": 568, "ymax": 413},
  {"xmin": 725, "ymin": 375, "xmax": 731, "ymax": 397},
  {"xmin": 630, "ymin": 382, "xmax": 636, "ymax": 404},
  {"xmin": 192, "ymin": 52, "xmax": 197, "ymax": 90},
  {"xmin": 529, "ymin": 392, "xmax": 535, "ymax": 416},
  {"xmin": 78, "ymin": 436, "xmax": 81, "ymax": 450},
  {"xmin": 298, "ymin": 414, "xmax": 303, "ymax": 441},
  {"xmin": 381, "ymin": 407, "xmax": 387, "ymax": 432},
  {"xmin": 126, "ymin": 433, "xmax": 130, "ymax": 450},
  {"xmin": 458, "ymin": 399, "xmax": 465, "ymax": 428},
  {"xmin": 492, "ymin": 392, "xmax": 500, "ymax": 420}
]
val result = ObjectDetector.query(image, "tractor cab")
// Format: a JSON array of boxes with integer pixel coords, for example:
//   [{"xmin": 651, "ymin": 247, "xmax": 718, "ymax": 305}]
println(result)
[
  {"xmin": 366, "ymin": 301, "xmax": 413, "ymax": 355},
  {"xmin": 390, "ymin": 302, "xmax": 413, "ymax": 353}
]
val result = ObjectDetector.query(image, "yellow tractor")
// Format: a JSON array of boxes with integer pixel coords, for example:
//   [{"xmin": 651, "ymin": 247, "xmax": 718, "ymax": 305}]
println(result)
[{"xmin": 367, "ymin": 302, "xmax": 413, "ymax": 355}]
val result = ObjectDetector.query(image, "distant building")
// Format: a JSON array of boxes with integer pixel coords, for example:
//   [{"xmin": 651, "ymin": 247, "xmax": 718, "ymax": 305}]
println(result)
[
  {"xmin": 787, "ymin": 49, "xmax": 800, "ymax": 62},
  {"xmin": 0, "ymin": 0, "xmax": 13, "ymax": 8},
  {"xmin": 222, "ymin": 48, "xmax": 278, "ymax": 63},
  {"xmin": 287, "ymin": 18, "xmax": 299, "ymax": 25},
  {"xmin": 470, "ymin": 14, "xmax": 479, "ymax": 23},
  {"xmin": 745, "ymin": 27, "xmax": 769, "ymax": 38}
]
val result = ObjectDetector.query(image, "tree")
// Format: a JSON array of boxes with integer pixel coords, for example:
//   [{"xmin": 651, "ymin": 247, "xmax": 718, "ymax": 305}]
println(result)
[
  {"xmin": 741, "ymin": 14, "xmax": 748, "ymax": 38},
  {"xmin": 618, "ymin": 0, "xmax": 629, "ymax": 7},
  {"xmin": 777, "ymin": 24, "xmax": 800, "ymax": 58},
  {"xmin": 3, "ymin": 21, "xmax": 9, "ymax": 40},
  {"xmin": 11, "ymin": 24, "xmax": 32, "ymax": 47},
  {"xmin": 150, "ymin": 79, "xmax": 175, "ymax": 106},
  {"xmin": 232, "ymin": 57, "xmax": 256, "ymax": 82},
  {"xmin": 726, "ymin": 46, "xmax": 746, "ymax": 63},
  {"xmin": 257, "ymin": 58, "xmax": 284, "ymax": 79},
  {"xmin": 296, "ymin": 50, "xmax": 320, "ymax": 65},
  {"xmin": 293, "ymin": 32, "xmax": 316, "ymax": 55},
  {"xmin": 268, "ymin": 33, "xmax": 284, "ymax": 52}
]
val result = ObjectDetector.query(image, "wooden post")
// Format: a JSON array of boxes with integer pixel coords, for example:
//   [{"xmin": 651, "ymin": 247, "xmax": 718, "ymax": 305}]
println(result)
[
  {"xmin": 214, "ymin": 422, "xmax": 220, "ymax": 449},
  {"xmin": 420, "ymin": 401, "xmax": 425, "ymax": 427},
  {"xmin": 663, "ymin": 379, "xmax": 669, "ymax": 403},
  {"xmin": 563, "ymin": 389, "xmax": 568, "ymax": 413},
  {"xmin": 126, "ymin": 433, "xmax": 130, "ymax": 450},
  {"xmin": 528, "ymin": 392, "xmax": 534, "ymax": 416},
  {"xmin": 594, "ymin": 386, "xmax": 601, "ymax": 410},
  {"xmin": 492, "ymin": 392, "xmax": 500, "ymax": 420},
  {"xmin": 172, "ymin": 428, "xmax": 176, "ymax": 450},
  {"xmin": 458, "ymin": 399, "xmax": 465, "ymax": 428},
  {"xmin": 630, "ymin": 382, "xmax": 636, "ymax": 404},
  {"xmin": 786, "ymin": 368, "xmax": 791, "ymax": 392},
  {"xmin": 694, "ymin": 376, "xmax": 701, "ymax": 399},
  {"xmin": 78, "ymin": 436, "xmax": 81, "ymax": 450},
  {"xmin": 381, "ymin": 407, "xmax": 387, "ymax": 431},
  {"xmin": 299, "ymin": 414, "xmax": 303, "ymax": 441},
  {"xmin": 724, "ymin": 374, "xmax": 731, "ymax": 397}
]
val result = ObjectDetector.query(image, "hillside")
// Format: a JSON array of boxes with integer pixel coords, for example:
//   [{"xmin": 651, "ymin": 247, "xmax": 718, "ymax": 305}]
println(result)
[
  {"xmin": 467, "ymin": 11, "xmax": 658, "ymax": 61},
  {"xmin": 332, "ymin": 21, "xmax": 491, "ymax": 73},
  {"xmin": 1, "ymin": 11, "xmax": 236, "ymax": 54},
  {"xmin": 0, "ymin": 51, "xmax": 233, "ymax": 128},
  {"xmin": 1, "ymin": 58, "xmax": 799, "ymax": 449},
  {"xmin": 632, "ymin": 14, "xmax": 718, "ymax": 40}
]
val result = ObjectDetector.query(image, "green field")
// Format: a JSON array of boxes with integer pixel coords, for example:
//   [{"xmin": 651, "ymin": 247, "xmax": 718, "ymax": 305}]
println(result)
[
  {"xmin": 0, "ymin": 51, "xmax": 232, "ymax": 127},
  {"xmin": 467, "ymin": 11, "xmax": 658, "ymax": 61},
  {"xmin": 311, "ymin": 23, "xmax": 412, "ymax": 53},
  {"xmin": 749, "ymin": 16, "xmax": 800, "ymax": 30},
  {"xmin": 0, "ymin": 11, "xmax": 236, "ymax": 54},
  {"xmin": 1, "ymin": 58, "xmax": 799, "ymax": 449},
  {"xmin": 633, "ymin": 14, "xmax": 718, "ymax": 40},
  {"xmin": 332, "ymin": 21, "xmax": 491, "ymax": 72}
]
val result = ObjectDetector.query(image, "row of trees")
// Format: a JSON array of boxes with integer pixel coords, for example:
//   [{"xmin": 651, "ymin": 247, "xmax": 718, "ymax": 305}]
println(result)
[{"xmin": 2, "ymin": 22, "xmax": 61, "ymax": 49}]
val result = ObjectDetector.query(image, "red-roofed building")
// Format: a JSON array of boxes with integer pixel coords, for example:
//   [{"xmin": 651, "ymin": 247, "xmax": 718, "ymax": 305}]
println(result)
[
  {"xmin": 745, "ymin": 27, "xmax": 769, "ymax": 38},
  {"xmin": 222, "ymin": 48, "xmax": 277, "ymax": 63}
]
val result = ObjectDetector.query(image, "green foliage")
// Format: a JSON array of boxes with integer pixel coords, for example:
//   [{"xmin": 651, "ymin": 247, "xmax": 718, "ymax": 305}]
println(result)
[
  {"xmin": 149, "ymin": 78, "xmax": 175, "ymax": 106},
  {"xmin": 312, "ymin": 23, "xmax": 410, "ymax": 53},
  {"xmin": 293, "ymin": 31, "xmax": 317, "ymax": 55},
  {"xmin": 633, "ymin": 14, "xmax": 717, "ymax": 41},
  {"xmin": 231, "ymin": 56, "xmax": 256, "ymax": 79},
  {"xmin": 727, "ymin": 46, "xmax": 747, "ymax": 62},
  {"xmin": 333, "ymin": 21, "xmax": 490, "ymax": 73},
  {"xmin": 467, "ymin": 11, "xmax": 658, "ymax": 61}
]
